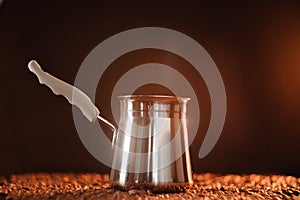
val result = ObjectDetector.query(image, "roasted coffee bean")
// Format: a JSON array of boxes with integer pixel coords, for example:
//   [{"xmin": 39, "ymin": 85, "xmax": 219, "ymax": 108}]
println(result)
[
  {"xmin": 128, "ymin": 189, "xmax": 139, "ymax": 195},
  {"xmin": 0, "ymin": 173, "xmax": 299, "ymax": 199},
  {"xmin": 293, "ymin": 190, "xmax": 300, "ymax": 196}
]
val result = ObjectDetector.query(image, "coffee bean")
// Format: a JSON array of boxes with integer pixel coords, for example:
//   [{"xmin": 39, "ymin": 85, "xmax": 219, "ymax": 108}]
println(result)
[
  {"xmin": 282, "ymin": 189, "xmax": 293, "ymax": 196},
  {"xmin": 1, "ymin": 173, "xmax": 300, "ymax": 199},
  {"xmin": 146, "ymin": 189, "xmax": 153, "ymax": 195},
  {"xmin": 128, "ymin": 189, "xmax": 139, "ymax": 195},
  {"xmin": 106, "ymin": 189, "xmax": 114, "ymax": 194},
  {"xmin": 23, "ymin": 187, "xmax": 30, "ymax": 191},
  {"xmin": 293, "ymin": 190, "xmax": 300, "ymax": 196}
]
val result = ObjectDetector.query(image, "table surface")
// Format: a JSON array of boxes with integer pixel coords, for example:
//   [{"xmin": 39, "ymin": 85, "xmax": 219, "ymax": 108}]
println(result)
[{"xmin": 0, "ymin": 173, "xmax": 299, "ymax": 199}]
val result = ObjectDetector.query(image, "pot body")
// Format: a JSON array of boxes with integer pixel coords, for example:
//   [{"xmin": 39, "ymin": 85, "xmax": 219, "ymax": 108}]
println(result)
[{"xmin": 110, "ymin": 95, "xmax": 193, "ymax": 186}]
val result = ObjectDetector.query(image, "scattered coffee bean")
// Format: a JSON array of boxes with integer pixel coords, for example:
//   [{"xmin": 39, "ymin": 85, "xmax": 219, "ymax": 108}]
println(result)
[
  {"xmin": 0, "ymin": 173, "xmax": 299, "ymax": 199},
  {"xmin": 293, "ymin": 190, "xmax": 300, "ymax": 196},
  {"xmin": 128, "ymin": 189, "xmax": 139, "ymax": 195}
]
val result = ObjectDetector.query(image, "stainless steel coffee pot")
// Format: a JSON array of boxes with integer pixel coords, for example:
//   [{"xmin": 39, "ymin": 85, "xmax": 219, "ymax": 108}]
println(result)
[{"xmin": 28, "ymin": 61, "xmax": 193, "ymax": 187}]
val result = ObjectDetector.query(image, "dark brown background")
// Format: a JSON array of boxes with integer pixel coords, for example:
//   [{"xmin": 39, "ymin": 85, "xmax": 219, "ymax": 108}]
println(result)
[{"xmin": 1, "ymin": 0, "xmax": 300, "ymax": 177}]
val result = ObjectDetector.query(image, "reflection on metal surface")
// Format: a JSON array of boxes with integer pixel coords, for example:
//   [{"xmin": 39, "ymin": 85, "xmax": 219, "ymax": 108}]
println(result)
[{"xmin": 110, "ymin": 95, "xmax": 193, "ymax": 185}]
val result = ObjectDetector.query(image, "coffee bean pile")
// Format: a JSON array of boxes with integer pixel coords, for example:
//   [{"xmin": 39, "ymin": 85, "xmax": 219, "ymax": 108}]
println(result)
[{"xmin": 0, "ymin": 173, "xmax": 299, "ymax": 199}]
